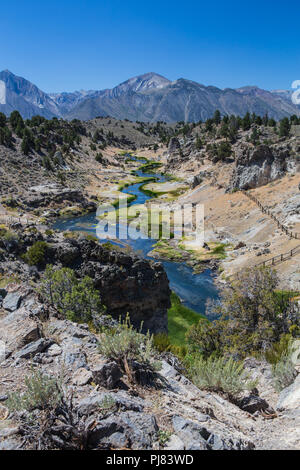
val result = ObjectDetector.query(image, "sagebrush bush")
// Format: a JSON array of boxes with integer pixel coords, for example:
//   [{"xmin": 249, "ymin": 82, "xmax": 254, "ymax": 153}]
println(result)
[
  {"xmin": 189, "ymin": 356, "xmax": 256, "ymax": 399},
  {"xmin": 6, "ymin": 369, "xmax": 63, "ymax": 412},
  {"xmin": 271, "ymin": 344, "xmax": 297, "ymax": 392},
  {"xmin": 99, "ymin": 395, "xmax": 117, "ymax": 414},
  {"xmin": 98, "ymin": 314, "xmax": 160, "ymax": 383}
]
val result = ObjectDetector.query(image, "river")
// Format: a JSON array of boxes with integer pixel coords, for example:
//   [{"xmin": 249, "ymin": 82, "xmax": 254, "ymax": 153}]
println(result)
[{"xmin": 53, "ymin": 158, "xmax": 219, "ymax": 316}]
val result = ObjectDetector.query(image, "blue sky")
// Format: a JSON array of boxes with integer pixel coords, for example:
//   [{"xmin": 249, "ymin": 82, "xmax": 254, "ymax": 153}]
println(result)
[{"xmin": 1, "ymin": 0, "xmax": 299, "ymax": 93}]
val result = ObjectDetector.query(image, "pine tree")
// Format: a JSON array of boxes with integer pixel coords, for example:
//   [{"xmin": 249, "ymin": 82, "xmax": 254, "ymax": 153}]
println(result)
[
  {"xmin": 279, "ymin": 117, "xmax": 290, "ymax": 137},
  {"xmin": 0, "ymin": 112, "xmax": 6, "ymax": 127},
  {"xmin": 242, "ymin": 112, "xmax": 251, "ymax": 131},
  {"xmin": 213, "ymin": 109, "xmax": 221, "ymax": 125},
  {"xmin": 195, "ymin": 134, "xmax": 202, "ymax": 150},
  {"xmin": 250, "ymin": 127, "xmax": 259, "ymax": 145},
  {"xmin": 21, "ymin": 136, "xmax": 30, "ymax": 155}
]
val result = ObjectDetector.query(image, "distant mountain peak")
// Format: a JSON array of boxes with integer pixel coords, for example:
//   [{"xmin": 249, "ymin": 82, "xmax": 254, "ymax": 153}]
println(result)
[
  {"xmin": 0, "ymin": 70, "xmax": 299, "ymax": 122},
  {"xmin": 236, "ymin": 86, "xmax": 261, "ymax": 92},
  {"xmin": 116, "ymin": 72, "xmax": 171, "ymax": 93}
]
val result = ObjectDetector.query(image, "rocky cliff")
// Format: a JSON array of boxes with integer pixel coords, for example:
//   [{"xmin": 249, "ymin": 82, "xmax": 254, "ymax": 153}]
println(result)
[
  {"xmin": 0, "ymin": 227, "xmax": 171, "ymax": 334},
  {"xmin": 230, "ymin": 143, "xmax": 299, "ymax": 190},
  {"xmin": 51, "ymin": 237, "xmax": 171, "ymax": 333}
]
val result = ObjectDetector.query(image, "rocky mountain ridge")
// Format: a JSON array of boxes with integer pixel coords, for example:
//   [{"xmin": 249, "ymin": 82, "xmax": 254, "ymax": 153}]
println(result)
[{"xmin": 1, "ymin": 70, "xmax": 299, "ymax": 122}]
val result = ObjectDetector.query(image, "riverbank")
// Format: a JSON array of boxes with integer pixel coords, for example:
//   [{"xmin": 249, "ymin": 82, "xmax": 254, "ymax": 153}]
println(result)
[{"xmin": 52, "ymin": 152, "xmax": 220, "ymax": 317}]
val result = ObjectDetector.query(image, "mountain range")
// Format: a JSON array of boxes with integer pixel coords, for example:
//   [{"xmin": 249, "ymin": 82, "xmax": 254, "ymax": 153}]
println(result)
[{"xmin": 0, "ymin": 70, "xmax": 299, "ymax": 122}]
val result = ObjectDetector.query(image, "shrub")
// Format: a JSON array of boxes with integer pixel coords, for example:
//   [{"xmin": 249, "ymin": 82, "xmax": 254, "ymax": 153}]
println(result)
[
  {"xmin": 189, "ymin": 356, "xmax": 256, "ymax": 400},
  {"xmin": 98, "ymin": 395, "xmax": 117, "ymax": 415},
  {"xmin": 211, "ymin": 243, "xmax": 227, "ymax": 258},
  {"xmin": 42, "ymin": 155, "xmax": 53, "ymax": 171},
  {"xmin": 25, "ymin": 241, "xmax": 48, "ymax": 266},
  {"xmin": 265, "ymin": 334, "xmax": 292, "ymax": 365},
  {"xmin": 39, "ymin": 265, "xmax": 105, "ymax": 324},
  {"xmin": 170, "ymin": 344, "xmax": 188, "ymax": 358},
  {"xmin": 85, "ymin": 234, "xmax": 98, "ymax": 242},
  {"xmin": 0, "ymin": 228, "xmax": 17, "ymax": 240},
  {"xmin": 6, "ymin": 369, "xmax": 63, "ymax": 412},
  {"xmin": 153, "ymin": 333, "xmax": 171, "ymax": 352},
  {"xmin": 157, "ymin": 430, "xmax": 172, "ymax": 446},
  {"xmin": 0, "ymin": 112, "xmax": 6, "ymax": 127},
  {"xmin": 98, "ymin": 314, "xmax": 160, "ymax": 384},
  {"xmin": 271, "ymin": 344, "xmax": 297, "ymax": 392},
  {"xmin": 95, "ymin": 152, "xmax": 103, "ymax": 162},
  {"xmin": 204, "ymin": 266, "xmax": 300, "ymax": 358},
  {"xmin": 186, "ymin": 318, "xmax": 224, "ymax": 358}
]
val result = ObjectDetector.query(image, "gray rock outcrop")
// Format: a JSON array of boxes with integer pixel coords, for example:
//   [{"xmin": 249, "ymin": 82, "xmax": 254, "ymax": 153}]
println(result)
[
  {"xmin": 277, "ymin": 374, "xmax": 300, "ymax": 412},
  {"xmin": 50, "ymin": 238, "xmax": 171, "ymax": 334},
  {"xmin": 168, "ymin": 137, "xmax": 181, "ymax": 155},
  {"xmin": 230, "ymin": 144, "xmax": 291, "ymax": 190}
]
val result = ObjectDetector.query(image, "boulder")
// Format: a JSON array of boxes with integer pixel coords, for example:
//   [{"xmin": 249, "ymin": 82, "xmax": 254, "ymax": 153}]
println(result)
[
  {"xmin": 53, "ymin": 151, "xmax": 65, "ymax": 167},
  {"xmin": 0, "ymin": 288, "xmax": 7, "ymax": 299},
  {"xmin": 74, "ymin": 239, "xmax": 171, "ymax": 334},
  {"xmin": 92, "ymin": 361, "xmax": 122, "ymax": 389},
  {"xmin": 46, "ymin": 343, "xmax": 62, "ymax": 357},
  {"xmin": 171, "ymin": 415, "xmax": 254, "ymax": 450},
  {"xmin": 87, "ymin": 411, "xmax": 158, "ymax": 450},
  {"xmin": 234, "ymin": 241, "xmax": 246, "ymax": 250},
  {"xmin": 52, "ymin": 243, "xmax": 80, "ymax": 266},
  {"xmin": 0, "ymin": 306, "xmax": 41, "ymax": 355},
  {"xmin": 206, "ymin": 433, "xmax": 254, "ymax": 450},
  {"xmin": 63, "ymin": 349, "xmax": 87, "ymax": 371},
  {"xmin": 239, "ymin": 395, "xmax": 273, "ymax": 414},
  {"xmin": 3, "ymin": 292, "xmax": 22, "ymax": 312},
  {"xmin": 276, "ymin": 374, "xmax": 300, "ymax": 412},
  {"xmin": 72, "ymin": 368, "xmax": 93, "ymax": 386},
  {"xmin": 164, "ymin": 434, "xmax": 185, "ymax": 450},
  {"xmin": 77, "ymin": 391, "xmax": 145, "ymax": 416},
  {"xmin": 15, "ymin": 338, "xmax": 53, "ymax": 359},
  {"xmin": 186, "ymin": 174, "xmax": 202, "ymax": 189},
  {"xmin": 172, "ymin": 415, "xmax": 209, "ymax": 450}
]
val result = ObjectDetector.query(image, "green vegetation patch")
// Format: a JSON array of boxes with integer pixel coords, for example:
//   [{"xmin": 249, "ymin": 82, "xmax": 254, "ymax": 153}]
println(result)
[
  {"xmin": 151, "ymin": 240, "xmax": 184, "ymax": 261},
  {"xmin": 138, "ymin": 161, "xmax": 163, "ymax": 173},
  {"xmin": 168, "ymin": 293, "xmax": 205, "ymax": 347},
  {"xmin": 0, "ymin": 274, "xmax": 20, "ymax": 288},
  {"xmin": 118, "ymin": 175, "xmax": 156, "ymax": 192},
  {"xmin": 140, "ymin": 181, "xmax": 189, "ymax": 200}
]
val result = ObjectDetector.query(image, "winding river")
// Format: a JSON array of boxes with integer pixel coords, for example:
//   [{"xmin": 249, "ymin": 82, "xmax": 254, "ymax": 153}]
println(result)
[{"xmin": 53, "ymin": 158, "xmax": 219, "ymax": 316}]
